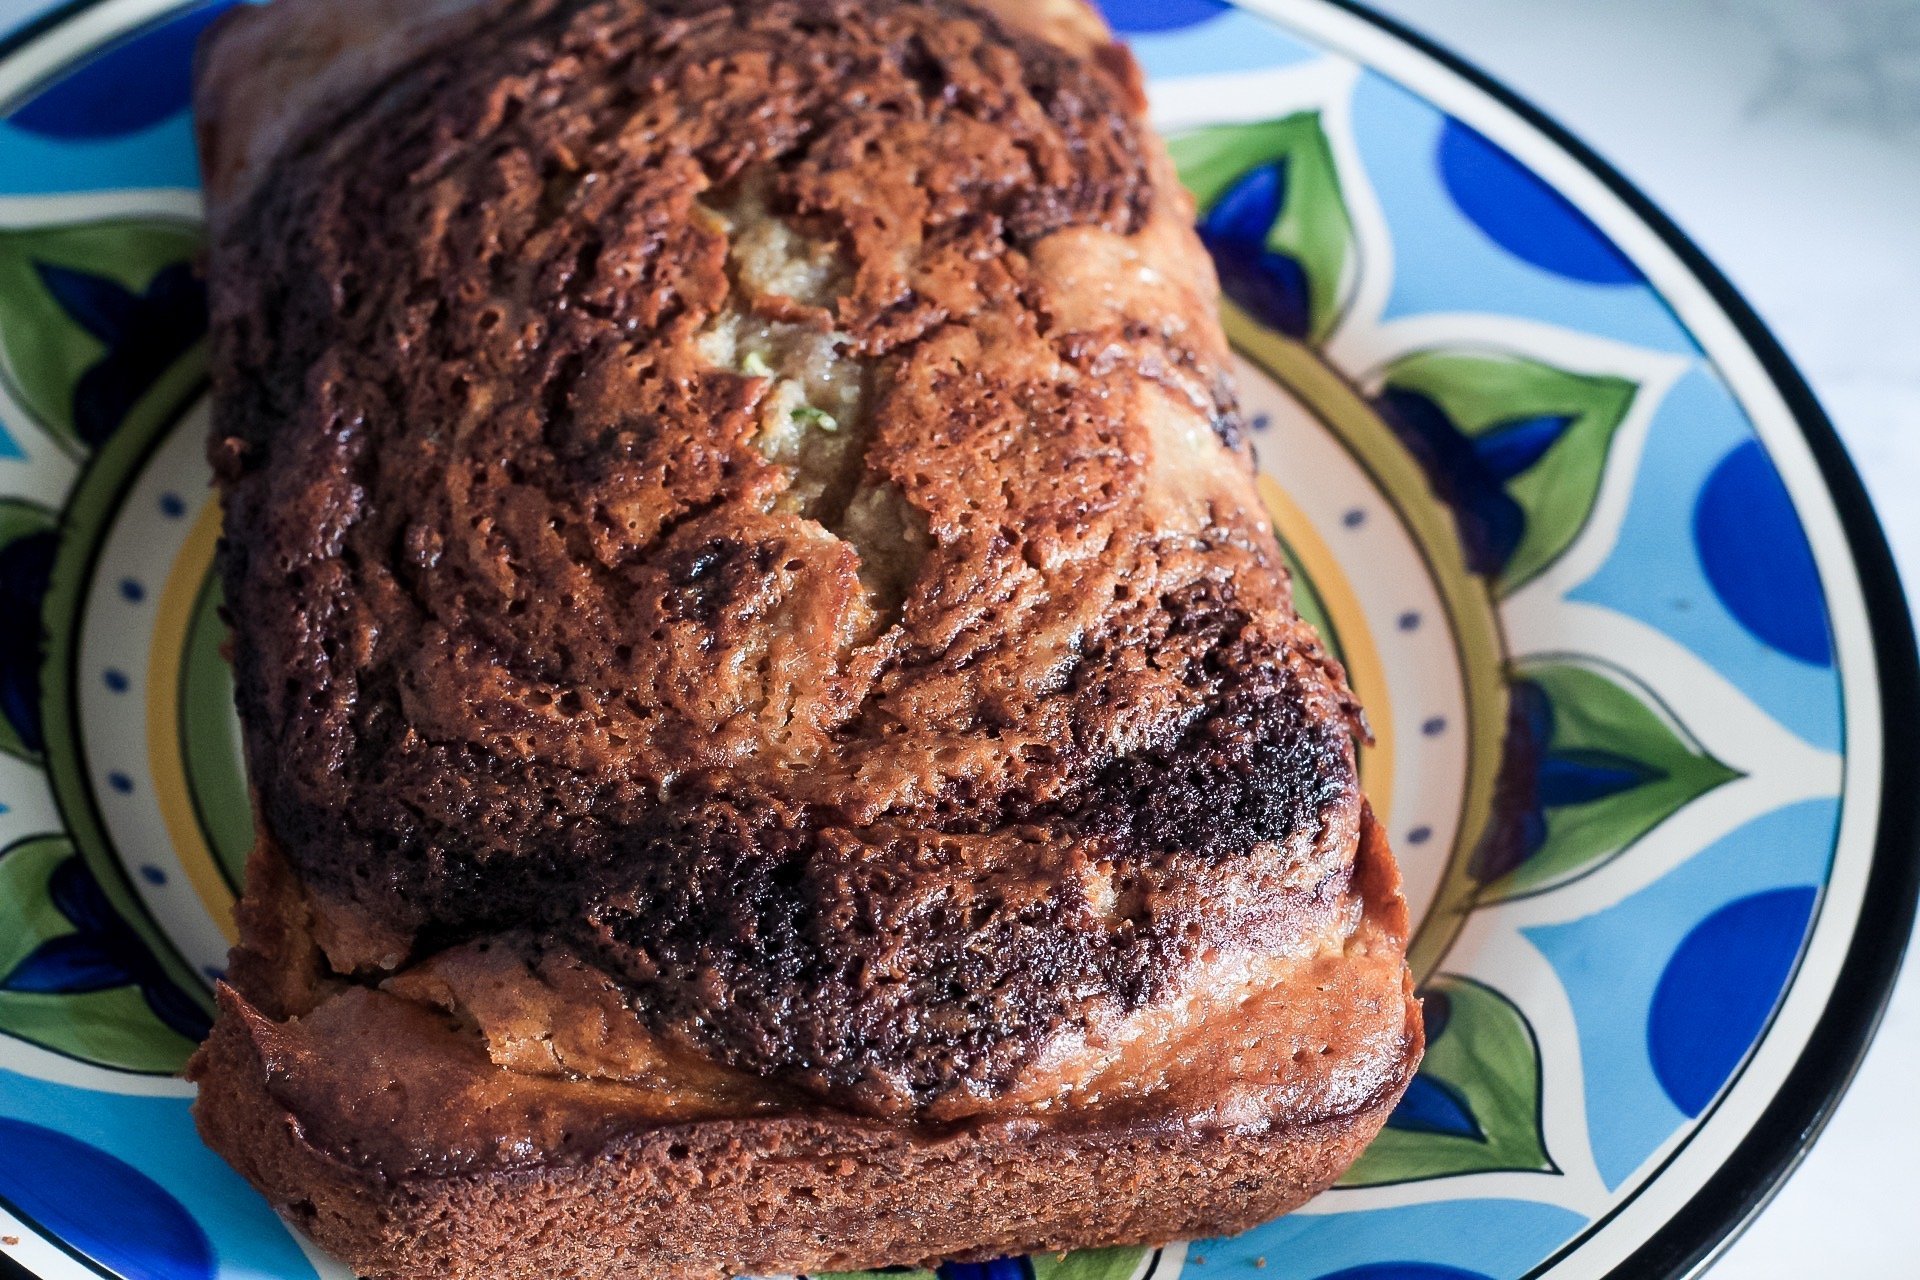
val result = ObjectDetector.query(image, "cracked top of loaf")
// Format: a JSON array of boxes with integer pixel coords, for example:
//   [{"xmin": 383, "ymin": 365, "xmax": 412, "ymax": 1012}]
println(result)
[{"xmin": 201, "ymin": 0, "xmax": 1393, "ymax": 1124}]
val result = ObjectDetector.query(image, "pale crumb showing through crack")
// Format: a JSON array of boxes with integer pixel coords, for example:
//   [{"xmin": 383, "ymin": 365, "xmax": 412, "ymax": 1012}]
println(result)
[{"xmin": 695, "ymin": 175, "xmax": 929, "ymax": 622}]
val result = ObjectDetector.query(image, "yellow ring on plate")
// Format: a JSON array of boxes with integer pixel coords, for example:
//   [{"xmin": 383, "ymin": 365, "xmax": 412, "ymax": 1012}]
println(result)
[{"xmin": 145, "ymin": 500, "xmax": 237, "ymax": 943}]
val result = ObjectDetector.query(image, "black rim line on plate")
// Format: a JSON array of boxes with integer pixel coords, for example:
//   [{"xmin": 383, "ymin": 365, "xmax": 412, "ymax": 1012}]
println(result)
[
  {"xmin": 0, "ymin": 1251, "xmax": 49, "ymax": 1280},
  {"xmin": 0, "ymin": 1195, "xmax": 111, "ymax": 1280},
  {"xmin": 0, "ymin": 0, "xmax": 99, "ymax": 62},
  {"xmin": 1310, "ymin": 2, "xmax": 1920, "ymax": 1277},
  {"xmin": 0, "ymin": 0, "xmax": 1914, "ymax": 1278},
  {"xmin": 0, "ymin": 0, "xmax": 182, "ymax": 110}
]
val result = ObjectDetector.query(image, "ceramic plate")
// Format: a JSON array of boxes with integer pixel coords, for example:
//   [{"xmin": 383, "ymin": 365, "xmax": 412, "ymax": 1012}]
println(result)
[{"xmin": 0, "ymin": 1, "xmax": 1913, "ymax": 1278}]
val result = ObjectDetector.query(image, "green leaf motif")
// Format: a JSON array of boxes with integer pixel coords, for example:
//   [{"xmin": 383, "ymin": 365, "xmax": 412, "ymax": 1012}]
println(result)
[
  {"xmin": 1480, "ymin": 661, "xmax": 1739, "ymax": 902},
  {"xmin": 1031, "ymin": 1247, "xmax": 1151, "ymax": 1280},
  {"xmin": 1342, "ymin": 975, "xmax": 1551, "ymax": 1186},
  {"xmin": 0, "ymin": 496, "xmax": 53, "ymax": 544},
  {"xmin": 0, "ymin": 834, "xmax": 202, "ymax": 1073},
  {"xmin": 1382, "ymin": 351, "xmax": 1636, "ymax": 594},
  {"xmin": 1170, "ymin": 113, "xmax": 1356, "ymax": 341},
  {"xmin": 0, "ymin": 216, "xmax": 203, "ymax": 452}
]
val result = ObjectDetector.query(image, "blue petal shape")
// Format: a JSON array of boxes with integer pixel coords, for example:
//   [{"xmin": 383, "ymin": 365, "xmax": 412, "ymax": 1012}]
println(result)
[
  {"xmin": 1468, "ymin": 678, "xmax": 1550, "ymax": 885},
  {"xmin": 1384, "ymin": 1072, "xmax": 1484, "ymax": 1141},
  {"xmin": 1692, "ymin": 440, "xmax": 1833, "ymax": 668},
  {"xmin": 1375, "ymin": 387, "xmax": 1526, "ymax": 577},
  {"xmin": 35, "ymin": 855, "xmax": 213, "ymax": 1039},
  {"xmin": 1, "ymin": 933, "xmax": 136, "ymax": 994},
  {"xmin": 1437, "ymin": 120, "xmax": 1640, "ymax": 286},
  {"xmin": 0, "ymin": 524, "xmax": 56, "ymax": 755},
  {"xmin": 1199, "ymin": 162, "xmax": 1314, "ymax": 338},
  {"xmin": 1095, "ymin": 0, "xmax": 1227, "ymax": 34},
  {"xmin": 1203, "ymin": 160, "xmax": 1285, "ymax": 246},
  {"xmin": 1314, "ymin": 1266, "xmax": 1494, "ymax": 1280},
  {"xmin": 6, "ymin": 2, "xmax": 233, "ymax": 139},
  {"xmin": 67, "ymin": 260, "xmax": 207, "ymax": 448},
  {"xmin": 34, "ymin": 261, "xmax": 141, "ymax": 344},
  {"xmin": 1471, "ymin": 413, "xmax": 1575, "ymax": 482},
  {"xmin": 46, "ymin": 853, "xmax": 116, "ymax": 935},
  {"xmin": 140, "ymin": 973, "xmax": 214, "ymax": 1042},
  {"xmin": 1210, "ymin": 241, "xmax": 1312, "ymax": 340},
  {"xmin": 938, "ymin": 1259, "xmax": 1032, "ymax": 1280},
  {"xmin": 1535, "ymin": 748, "xmax": 1661, "ymax": 807},
  {"xmin": 1648, "ymin": 886, "xmax": 1817, "ymax": 1117},
  {"xmin": 0, "ymin": 1117, "xmax": 215, "ymax": 1280}
]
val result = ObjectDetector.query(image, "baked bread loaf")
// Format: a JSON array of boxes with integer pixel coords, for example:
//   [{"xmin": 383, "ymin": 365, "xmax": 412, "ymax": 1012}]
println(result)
[{"xmin": 186, "ymin": 1, "xmax": 1423, "ymax": 1277}]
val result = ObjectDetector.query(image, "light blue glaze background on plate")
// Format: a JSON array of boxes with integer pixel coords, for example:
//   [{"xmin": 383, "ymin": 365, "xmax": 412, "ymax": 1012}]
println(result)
[
  {"xmin": 0, "ymin": 1080, "xmax": 317, "ymax": 1280},
  {"xmin": 0, "ymin": 0, "xmax": 48, "ymax": 42},
  {"xmin": 0, "ymin": 2, "xmax": 1855, "ymax": 1279},
  {"xmin": 1196, "ymin": 1200, "xmax": 1589, "ymax": 1280},
  {"xmin": 1349, "ymin": 72, "xmax": 1701, "ymax": 357},
  {"xmin": 1574, "ymin": 366, "xmax": 1841, "ymax": 752},
  {"xmin": 0, "ymin": 114, "xmax": 198, "ymax": 193},
  {"xmin": 1526, "ymin": 797, "xmax": 1839, "ymax": 1191}
]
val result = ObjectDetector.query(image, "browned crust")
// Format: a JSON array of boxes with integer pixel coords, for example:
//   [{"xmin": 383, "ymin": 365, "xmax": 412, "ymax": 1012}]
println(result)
[
  {"xmin": 195, "ymin": 825, "xmax": 1418, "ymax": 1280},
  {"xmin": 195, "ymin": 1003, "xmax": 1411, "ymax": 1280},
  {"xmin": 196, "ymin": 0, "xmax": 1386, "ymax": 1122},
  {"xmin": 190, "ymin": 807, "xmax": 1419, "ymax": 1279},
  {"xmin": 189, "ymin": 0, "xmax": 1423, "ymax": 1270}
]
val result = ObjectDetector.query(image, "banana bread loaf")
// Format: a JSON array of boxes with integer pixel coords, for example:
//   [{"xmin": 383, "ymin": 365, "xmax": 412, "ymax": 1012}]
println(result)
[{"xmin": 187, "ymin": 1, "xmax": 1423, "ymax": 1276}]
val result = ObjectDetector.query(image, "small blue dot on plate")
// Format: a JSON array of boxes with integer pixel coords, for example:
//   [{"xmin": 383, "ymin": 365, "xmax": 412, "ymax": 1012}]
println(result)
[
  {"xmin": 119, "ymin": 578, "xmax": 146, "ymax": 603},
  {"xmin": 1407, "ymin": 825, "xmax": 1433, "ymax": 845},
  {"xmin": 139, "ymin": 864, "xmax": 167, "ymax": 886},
  {"xmin": 104, "ymin": 668, "xmax": 130, "ymax": 692},
  {"xmin": 1397, "ymin": 610, "xmax": 1421, "ymax": 632},
  {"xmin": 107, "ymin": 771, "xmax": 134, "ymax": 794},
  {"xmin": 1421, "ymin": 716, "xmax": 1447, "ymax": 736},
  {"xmin": 1250, "ymin": 412, "xmax": 1272, "ymax": 432},
  {"xmin": 159, "ymin": 492, "xmax": 187, "ymax": 518},
  {"xmin": 1342, "ymin": 508, "xmax": 1367, "ymax": 528}
]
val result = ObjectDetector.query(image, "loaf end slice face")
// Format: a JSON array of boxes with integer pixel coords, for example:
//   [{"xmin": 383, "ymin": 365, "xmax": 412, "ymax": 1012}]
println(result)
[{"xmin": 188, "ymin": 1, "xmax": 1423, "ymax": 1276}]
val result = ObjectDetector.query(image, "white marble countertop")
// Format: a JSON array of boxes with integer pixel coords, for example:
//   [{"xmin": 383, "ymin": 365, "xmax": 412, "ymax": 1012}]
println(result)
[{"xmin": 1361, "ymin": 2, "xmax": 1920, "ymax": 1274}]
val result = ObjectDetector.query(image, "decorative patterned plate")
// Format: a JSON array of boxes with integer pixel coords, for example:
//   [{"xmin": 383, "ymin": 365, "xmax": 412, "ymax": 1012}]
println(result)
[{"xmin": 0, "ymin": 1, "xmax": 1913, "ymax": 1278}]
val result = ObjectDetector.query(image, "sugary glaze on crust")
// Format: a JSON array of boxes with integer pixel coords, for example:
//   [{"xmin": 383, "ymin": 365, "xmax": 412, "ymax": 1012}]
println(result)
[{"xmin": 194, "ymin": 0, "xmax": 1416, "ymax": 1161}]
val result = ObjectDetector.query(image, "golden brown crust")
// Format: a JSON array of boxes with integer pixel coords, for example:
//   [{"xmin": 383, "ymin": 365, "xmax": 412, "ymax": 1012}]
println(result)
[
  {"xmin": 191, "ymin": 810, "xmax": 1420, "ymax": 1280},
  {"xmin": 189, "ymin": 0, "xmax": 1422, "ymax": 1271},
  {"xmin": 194, "ymin": 994, "xmax": 1415, "ymax": 1280},
  {"xmin": 200, "ymin": 0, "xmax": 1378, "ymax": 1120}
]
